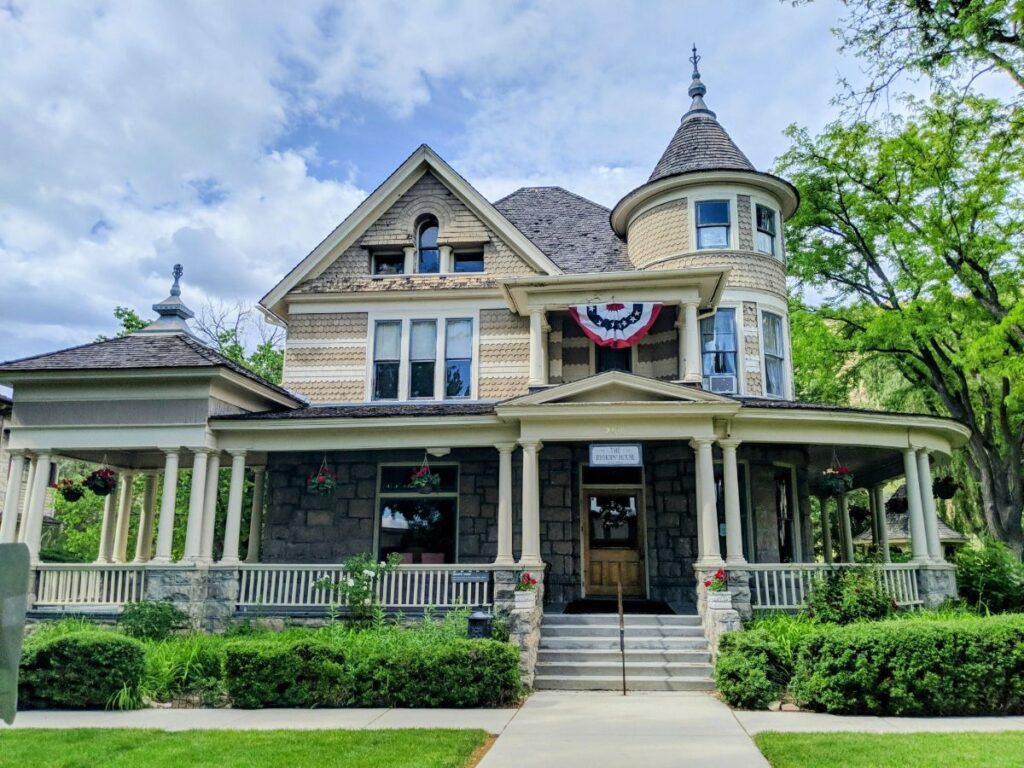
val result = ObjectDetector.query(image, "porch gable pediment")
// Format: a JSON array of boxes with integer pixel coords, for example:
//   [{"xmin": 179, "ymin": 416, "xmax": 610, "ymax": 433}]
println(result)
[{"xmin": 499, "ymin": 371, "xmax": 736, "ymax": 407}]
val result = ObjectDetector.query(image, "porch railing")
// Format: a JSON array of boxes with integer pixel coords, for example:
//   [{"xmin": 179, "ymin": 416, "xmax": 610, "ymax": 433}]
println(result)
[
  {"xmin": 738, "ymin": 563, "xmax": 922, "ymax": 610},
  {"xmin": 33, "ymin": 564, "xmax": 148, "ymax": 607},
  {"xmin": 236, "ymin": 564, "xmax": 495, "ymax": 611}
]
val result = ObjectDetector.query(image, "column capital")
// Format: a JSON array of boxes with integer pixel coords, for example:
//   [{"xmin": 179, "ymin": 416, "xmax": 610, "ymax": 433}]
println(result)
[
  {"xmin": 688, "ymin": 437, "xmax": 714, "ymax": 450},
  {"xmin": 7, "ymin": 448, "xmax": 26, "ymax": 458},
  {"xmin": 518, "ymin": 439, "xmax": 543, "ymax": 452},
  {"xmin": 191, "ymin": 447, "xmax": 215, "ymax": 456},
  {"xmin": 229, "ymin": 449, "xmax": 248, "ymax": 459},
  {"xmin": 252, "ymin": 465, "xmax": 267, "ymax": 476},
  {"xmin": 680, "ymin": 298, "xmax": 701, "ymax": 308},
  {"xmin": 717, "ymin": 438, "xmax": 742, "ymax": 450},
  {"xmin": 161, "ymin": 448, "xmax": 181, "ymax": 457},
  {"xmin": 913, "ymin": 445, "xmax": 932, "ymax": 456},
  {"xmin": 494, "ymin": 442, "xmax": 517, "ymax": 454}
]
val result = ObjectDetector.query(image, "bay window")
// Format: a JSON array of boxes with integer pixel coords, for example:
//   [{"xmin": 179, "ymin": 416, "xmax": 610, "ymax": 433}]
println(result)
[
  {"xmin": 700, "ymin": 308, "xmax": 738, "ymax": 394},
  {"xmin": 762, "ymin": 311, "xmax": 786, "ymax": 398},
  {"xmin": 696, "ymin": 200, "xmax": 730, "ymax": 249}
]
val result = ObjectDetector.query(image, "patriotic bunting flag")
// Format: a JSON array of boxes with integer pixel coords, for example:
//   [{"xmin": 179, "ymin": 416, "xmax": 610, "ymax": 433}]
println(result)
[{"xmin": 568, "ymin": 303, "xmax": 662, "ymax": 349}]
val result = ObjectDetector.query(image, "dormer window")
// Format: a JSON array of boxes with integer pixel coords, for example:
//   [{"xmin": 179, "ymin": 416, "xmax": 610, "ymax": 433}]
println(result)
[
  {"xmin": 696, "ymin": 200, "xmax": 730, "ymax": 249},
  {"xmin": 755, "ymin": 204, "xmax": 777, "ymax": 257},
  {"xmin": 372, "ymin": 252, "xmax": 405, "ymax": 275},
  {"xmin": 417, "ymin": 216, "xmax": 440, "ymax": 274}
]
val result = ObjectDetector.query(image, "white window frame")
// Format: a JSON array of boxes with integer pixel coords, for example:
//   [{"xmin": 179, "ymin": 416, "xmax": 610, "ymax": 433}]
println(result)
[
  {"xmin": 748, "ymin": 194, "xmax": 785, "ymax": 262},
  {"xmin": 693, "ymin": 197, "xmax": 733, "ymax": 251},
  {"xmin": 754, "ymin": 203, "xmax": 778, "ymax": 258},
  {"xmin": 758, "ymin": 307, "xmax": 791, "ymax": 400},
  {"xmin": 700, "ymin": 305, "xmax": 742, "ymax": 395},
  {"xmin": 366, "ymin": 311, "xmax": 480, "ymax": 402}
]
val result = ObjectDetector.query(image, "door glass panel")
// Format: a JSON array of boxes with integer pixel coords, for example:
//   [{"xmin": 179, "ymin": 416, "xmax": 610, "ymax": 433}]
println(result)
[{"xmin": 588, "ymin": 493, "xmax": 639, "ymax": 548}]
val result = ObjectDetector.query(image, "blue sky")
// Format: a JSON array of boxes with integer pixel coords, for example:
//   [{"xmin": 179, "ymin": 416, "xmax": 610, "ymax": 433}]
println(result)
[{"xmin": 0, "ymin": 0, "xmax": 858, "ymax": 368}]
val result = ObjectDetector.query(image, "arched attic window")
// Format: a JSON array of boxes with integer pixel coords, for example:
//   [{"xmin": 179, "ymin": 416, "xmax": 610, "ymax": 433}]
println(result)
[{"xmin": 417, "ymin": 216, "xmax": 440, "ymax": 274}]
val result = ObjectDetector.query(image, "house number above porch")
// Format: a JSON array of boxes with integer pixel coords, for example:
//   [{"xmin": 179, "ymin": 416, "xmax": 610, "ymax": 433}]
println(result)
[{"xmin": 589, "ymin": 443, "xmax": 643, "ymax": 467}]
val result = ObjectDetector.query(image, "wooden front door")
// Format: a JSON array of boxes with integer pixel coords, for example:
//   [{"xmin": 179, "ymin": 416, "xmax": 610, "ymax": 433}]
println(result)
[{"xmin": 582, "ymin": 483, "xmax": 646, "ymax": 597}]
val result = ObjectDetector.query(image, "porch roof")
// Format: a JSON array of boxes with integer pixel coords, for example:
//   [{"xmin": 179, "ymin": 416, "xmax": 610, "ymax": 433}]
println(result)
[{"xmin": 215, "ymin": 402, "xmax": 497, "ymax": 420}]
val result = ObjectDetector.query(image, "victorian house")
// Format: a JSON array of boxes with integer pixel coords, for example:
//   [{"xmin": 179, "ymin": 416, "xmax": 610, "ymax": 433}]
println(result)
[{"xmin": 0, "ymin": 56, "xmax": 967, "ymax": 688}]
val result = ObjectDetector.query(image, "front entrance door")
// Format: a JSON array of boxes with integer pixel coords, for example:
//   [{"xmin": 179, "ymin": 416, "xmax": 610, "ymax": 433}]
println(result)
[{"xmin": 582, "ymin": 475, "xmax": 646, "ymax": 597}]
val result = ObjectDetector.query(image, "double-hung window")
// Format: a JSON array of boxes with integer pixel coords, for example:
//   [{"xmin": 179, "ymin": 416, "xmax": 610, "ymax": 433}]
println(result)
[
  {"xmin": 372, "ymin": 318, "xmax": 474, "ymax": 400},
  {"xmin": 755, "ymin": 204, "xmax": 777, "ymax": 257},
  {"xmin": 696, "ymin": 200, "xmax": 730, "ymax": 249},
  {"xmin": 373, "ymin": 321, "xmax": 402, "ymax": 400},
  {"xmin": 700, "ymin": 308, "xmax": 738, "ymax": 394},
  {"xmin": 762, "ymin": 311, "xmax": 786, "ymax": 398}
]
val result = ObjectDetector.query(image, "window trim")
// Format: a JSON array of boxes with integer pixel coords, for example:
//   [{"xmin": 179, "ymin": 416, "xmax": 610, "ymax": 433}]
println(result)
[
  {"xmin": 700, "ymin": 306, "xmax": 740, "ymax": 394},
  {"xmin": 374, "ymin": 461, "xmax": 461, "ymax": 564},
  {"xmin": 372, "ymin": 319, "xmax": 403, "ymax": 401},
  {"xmin": 416, "ymin": 215, "xmax": 441, "ymax": 274},
  {"xmin": 452, "ymin": 248, "xmax": 485, "ymax": 274},
  {"xmin": 760, "ymin": 309, "xmax": 788, "ymax": 400},
  {"xmin": 754, "ymin": 203, "xmax": 777, "ymax": 258},
  {"xmin": 588, "ymin": 342, "xmax": 638, "ymax": 375},
  {"xmin": 371, "ymin": 251, "xmax": 406, "ymax": 276},
  {"xmin": 694, "ymin": 198, "xmax": 732, "ymax": 250},
  {"xmin": 408, "ymin": 319, "xmax": 440, "ymax": 399}
]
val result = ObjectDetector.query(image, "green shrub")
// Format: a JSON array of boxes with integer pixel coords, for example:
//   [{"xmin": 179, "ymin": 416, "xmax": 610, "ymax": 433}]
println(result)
[
  {"xmin": 19, "ymin": 631, "xmax": 146, "ymax": 709},
  {"xmin": 119, "ymin": 601, "xmax": 188, "ymax": 641},
  {"xmin": 143, "ymin": 633, "xmax": 227, "ymax": 704},
  {"xmin": 804, "ymin": 567, "xmax": 895, "ymax": 624},
  {"xmin": 791, "ymin": 615, "xmax": 1024, "ymax": 716},
  {"xmin": 224, "ymin": 628, "xmax": 521, "ymax": 708},
  {"xmin": 955, "ymin": 539, "xmax": 1024, "ymax": 614}
]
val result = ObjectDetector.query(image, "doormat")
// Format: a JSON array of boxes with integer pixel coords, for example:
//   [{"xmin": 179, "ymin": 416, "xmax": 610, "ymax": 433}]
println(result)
[{"xmin": 562, "ymin": 598, "xmax": 675, "ymax": 615}]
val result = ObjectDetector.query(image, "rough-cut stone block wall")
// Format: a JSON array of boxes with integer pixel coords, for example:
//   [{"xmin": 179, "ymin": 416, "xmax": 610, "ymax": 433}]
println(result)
[
  {"xmin": 299, "ymin": 172, "xmax": 539, "ymax": 294},
  {"xmin": 627, "ymin": 198, "xmax": 689, "ymax": 269},
  {"xmin": 479, "ymin": 309, "xmax": 530, "ymax": 400},
  {"xmin": 283, "ymin": 312, "xmax": 368, "ymax": 403},
  {"xmin": 261, "ymin": 448, "xmax": 511, "ymax": 563},
  {"xmin": 742, "ymin": 301, "xmax": 763, "ymax": 397},
  {"xmin": 737, "ymin": 194, "xmax": 754, "ymax": 251}
]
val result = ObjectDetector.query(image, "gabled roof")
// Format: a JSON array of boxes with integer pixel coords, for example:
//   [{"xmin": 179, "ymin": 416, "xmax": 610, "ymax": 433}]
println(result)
[
  {"xmin": 648, "ymin": 114, "xmax": 755, "ymax": 182},
  {"xmin": 0, "ymin": 333, "xmax": 301, "ymax": 404},
  {"xmin": 499, "ymin": 371, "xmax": 738, "ymax": 408},
  {"xmin": 853, "ymin": 511, "xmax": 968, "ymax": 544},
  {"xmin": 260, "ymin": 144, "xmax": 562, "ymax": 318},
  {"xmin": 493, "ymin": 187, "xmax": 631, "ymax": 274}
]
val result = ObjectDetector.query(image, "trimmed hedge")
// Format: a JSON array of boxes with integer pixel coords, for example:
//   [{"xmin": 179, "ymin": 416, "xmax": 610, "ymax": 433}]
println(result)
[
  {"xmin": 791, "ymin": 615, "xmax": 1024, "ymax": 716},
  {"xmin": 225, "ymin": 635, "xmax": 521, "ymax": 708},
  {"xmin": 714, "ymin": 630, "xmax": 792, "ymax": 710},
  {"xmin": 19, "ymin": 631, "xmax": 146, "ymax": 709}
]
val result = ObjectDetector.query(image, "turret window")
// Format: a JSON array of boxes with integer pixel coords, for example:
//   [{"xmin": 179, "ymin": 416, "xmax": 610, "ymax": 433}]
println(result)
[
  {"xmin": 696, "ymin": 200, "xmax": 730, "ymax": 249},
  {"xmin": 417, "ymin": 216, "xmax": 440, "ymax": 274},
  {"xmin": 700, "ymin": 308, "xmax": 738, "ymax": 394},
  {"xmin": 762, "ymin": 311, "xmax": 786, "ymax": 398},
  {"xmin": 755, "ymin": 204, "xmax": 777, "ymax": 257}
]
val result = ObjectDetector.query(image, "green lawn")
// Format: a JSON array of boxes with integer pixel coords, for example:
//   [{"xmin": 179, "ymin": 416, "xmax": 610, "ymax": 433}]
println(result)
[
  {"xmin": 755, "ymin": 731, "xmax": 1024, "ymax": 768},
  {"xmin": 0, "ymin": 729, "xmax": 489, "ymax": 768}
]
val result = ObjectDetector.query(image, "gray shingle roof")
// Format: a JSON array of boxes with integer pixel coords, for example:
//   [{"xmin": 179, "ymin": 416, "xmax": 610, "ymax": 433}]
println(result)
[
  {"xmin": 648, "ymin": 114, "xmax": 755, "ymax": 183},
  {"xmin": 0, "ymin": 333, "xmax": 300, "ymax": 402},
  {"xmin": 215, "ymin": 402, "xmax": 496, "ymax": 421},
  {"xmin": 493, "ymin": 187, "xmax": 632, "ymax": 274},
  {"xmin": 853, "ymin": 511, "xmax": 968, "ymax": 544}
]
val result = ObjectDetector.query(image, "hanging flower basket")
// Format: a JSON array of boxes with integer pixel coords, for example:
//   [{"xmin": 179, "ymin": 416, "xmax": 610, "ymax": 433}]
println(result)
[
  {"xmin": 409, "ymin": 462, "xmax": 441, "ymax": 494},
  {"xmin": 307, "ymin": 456, "xmax": 337, "ymax": 495},
  {"xmin": 591, "ymin": 499, "xmax": 637, "ymax": 529},
  {"xmin": 53, "ymin": 478, "xmax": 85, "ymax": 503},
  {"xmin": 933, "ymin": 475, "xmax": 958, "ymax": 500},
  {"xmin": 83, "ymin": 467, "xmax": 118, "ymax": 497},
  {"xmin": 821, "ymin": 466, "xmax": 854, "ymax": 496}
]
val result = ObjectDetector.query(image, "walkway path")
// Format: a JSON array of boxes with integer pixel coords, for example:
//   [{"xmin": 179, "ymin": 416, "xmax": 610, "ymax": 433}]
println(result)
[{"xmin": 735, "ymin": 710, "xmax": 1024, "ymax": 734}]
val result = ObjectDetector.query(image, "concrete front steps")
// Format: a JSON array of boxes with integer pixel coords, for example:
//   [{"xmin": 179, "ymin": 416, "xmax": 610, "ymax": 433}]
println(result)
[{"xmin": 534, "ymin": 613, "xmax": 715, "ymax": 692}]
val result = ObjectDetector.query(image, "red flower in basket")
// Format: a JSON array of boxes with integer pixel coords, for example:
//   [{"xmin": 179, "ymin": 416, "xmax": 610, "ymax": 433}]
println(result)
[
  {"xmin": 515, "ymin": 572, "xmax": 538, "ymax": 592},
  {"xmin": 705, "ymin": 569, "xmax": 727, "ymax": 593},
  {"xmin": 307, "ymin": 466, "xmax": 337, "ymax": 495},
  {"xmin": 83, "ymin": 467, "xmax": 118, "ymax": 497}
]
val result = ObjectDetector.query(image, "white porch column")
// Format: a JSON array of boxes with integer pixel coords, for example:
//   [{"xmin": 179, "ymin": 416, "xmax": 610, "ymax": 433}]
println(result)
[
  {"xmin": 719, "ymin": 439, "xmax": 746, "ymax": 565},
  {"xmin": 23, "ymin": 453, "xmax": 52, "ymax": 561},
  {"xmin": 873, "ymin": 485, "xmax": 891, "ymax": 563},
  {"xmin": 917, "ymin": 449, "xmax": 943, "ymax": 562},
  {"xmin": 819, "ymin": 495, "xmax": 833, "ymax": 564},
  {"xmin": 528, "ymin": 310, "xmax": 548, "ymax": 387},
  {"xmin": 0, "ymin": 451, "xmax": 26, "ymax": 543},
  {"xmin": 133, "ymin": 474, "xmax": 158, "ymax": 563},
  {"xmin": 838, "ymin": 493, "xmax": 855, "ymax": 563},
  {"xmin": 519, "ymin": 440, "xmax": 543, "ymax": 566},
  {"xmin": 682, "ymin": 301, "xmax": 701, "ymax": 384},
  {"xmin": 220, "ymin": 451, "xmax": 247, "ymax": 564},
  {"xmin": 692, "ymin": 438, "xmax": 722, "ymax": 566},
  {"xmin": 96, "ymin": 493, "xmax": 117, "ymax": 563},
  {"xmin": 199, "ymin": 452, "xmax": 222, "ymax": 562},
  {"xmin": 183, "ymin": 449, "xmax": 210, "ymax": 561},
  {"xmin": 112, "ymin": 473, "xmax": 135, "ymax": 563},
  {"xmin": 903, "ymin": 448, "xmax": 930, "ymax": 562},
  {"xmin": 152, "ymin": 450, "xmax": 180, "ymax": 564},
  {"xmin": 244, "ymin": 467, "xmax": 266, "ymax": 564},
  {"xmin": 494, "ymin": 443, "xmax": 515, "ymax": 565},
  {"xmin": 18, "ymin": 458, "xmax": 37, "ymax": 542}
]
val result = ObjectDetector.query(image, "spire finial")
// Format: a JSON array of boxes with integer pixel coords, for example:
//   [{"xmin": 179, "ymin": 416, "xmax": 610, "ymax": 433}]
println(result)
[
  {"xmin": 170, "ymin": 264, "xmax": 183, "ymax": 297},
  {"xmin": 683, "ymin": 42, "xmax": 715, "ymax": 121}
]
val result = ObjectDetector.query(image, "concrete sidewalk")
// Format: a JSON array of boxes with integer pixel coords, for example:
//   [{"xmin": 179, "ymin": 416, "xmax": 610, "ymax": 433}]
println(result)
[
  {"xmin": 479, "ymin": 691, "xmax": 768, "ymax": 768},
  {"xmin": 0, "ymin": 706, "xmax": 519, "ymax": 735},
  {"xmin": 735, "ymin": 710, "xmax": 1024, "ymax": 734}
]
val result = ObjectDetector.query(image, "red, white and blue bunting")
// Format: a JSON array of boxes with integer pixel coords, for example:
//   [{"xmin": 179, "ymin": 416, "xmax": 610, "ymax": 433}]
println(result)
[{"xmin": 568, "ymin": 303, "xmax": 662, "ymax": 349}]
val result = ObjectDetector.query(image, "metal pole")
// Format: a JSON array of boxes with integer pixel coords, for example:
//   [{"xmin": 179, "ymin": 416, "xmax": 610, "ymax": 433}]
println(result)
[{"xmin": 617, "ymin": 580, "xmax": 626, "ymax": 696}]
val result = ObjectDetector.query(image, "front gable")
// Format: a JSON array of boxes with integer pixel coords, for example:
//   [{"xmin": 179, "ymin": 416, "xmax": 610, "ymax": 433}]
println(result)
[
  {"xmin": 502, "ymin": 371, "xmax": 737, "ymax": 406},
  {"xmin": 261, "ymin": 145, "xmax": 561, "ymax": 319}
]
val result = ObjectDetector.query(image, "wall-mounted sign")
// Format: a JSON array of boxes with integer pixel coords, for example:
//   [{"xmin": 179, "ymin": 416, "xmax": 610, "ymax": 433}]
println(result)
[{"xmin": 589, "ymin": 443, "xmax": 643, "ymax": 467}]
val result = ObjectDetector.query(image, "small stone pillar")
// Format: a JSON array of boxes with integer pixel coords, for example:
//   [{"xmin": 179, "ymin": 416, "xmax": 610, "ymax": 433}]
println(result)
[
  {"xmin": 916, "ymin": 563, "xmax": 958, "ymax": 608},
  {"xmin": 694, "ymin": 565, "xmax": 742, "ymax": 655},
  {"xmin": 494, "ymin": 567, "xmax": 544, "ymax": 687}
]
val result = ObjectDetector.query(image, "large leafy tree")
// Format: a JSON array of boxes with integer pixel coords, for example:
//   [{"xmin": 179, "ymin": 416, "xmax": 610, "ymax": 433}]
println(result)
[{"xmin": 778, "ymin": 94, "xmax": 1024, "ymax": 554}]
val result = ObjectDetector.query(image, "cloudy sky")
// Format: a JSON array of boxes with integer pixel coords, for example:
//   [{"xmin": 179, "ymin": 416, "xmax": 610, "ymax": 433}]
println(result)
[{"xmin": 0, "ymin": 0, "xmax": 858, "ymax": 365}]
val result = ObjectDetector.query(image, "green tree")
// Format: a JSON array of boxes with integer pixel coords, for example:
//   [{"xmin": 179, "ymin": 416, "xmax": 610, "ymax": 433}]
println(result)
[{"xmin": 777, "ymin": 94, "xmax": 1024, "ymax": 554}]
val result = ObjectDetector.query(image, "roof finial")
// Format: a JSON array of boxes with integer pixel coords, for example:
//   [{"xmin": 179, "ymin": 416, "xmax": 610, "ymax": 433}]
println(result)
[
  {"xmin": 170, "ymin": 264, "xmax": 183, "ymax": 297},
  {"xmin": 133, "ymin": 263, "xmax": 195, "ymax": 336},
  {"xmin": 683, "ymin": 43, "xmax": 715, "ymax": 121}
]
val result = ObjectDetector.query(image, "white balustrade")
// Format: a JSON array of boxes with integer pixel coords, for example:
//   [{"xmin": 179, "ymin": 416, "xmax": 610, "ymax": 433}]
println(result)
[
  {"xmin": 736, "ymin": 563, "xmax": 922, "ymax": 610},
  {"xmin": 235, "ymin": 564, "xmax": 495, "ymax": 610},
  {"xmin": 33, "ymin": 564, "xmax": 148, "ymax": 606}
]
